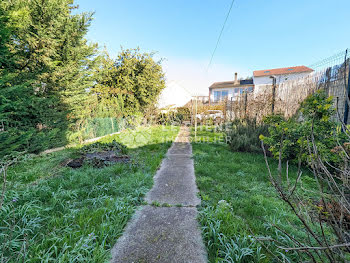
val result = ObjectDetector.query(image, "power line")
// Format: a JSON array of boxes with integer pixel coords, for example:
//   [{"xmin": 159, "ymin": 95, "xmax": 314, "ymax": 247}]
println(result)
[{"xmin": 207, "ymin": 0, "xmax": 235, "ymax": 71}]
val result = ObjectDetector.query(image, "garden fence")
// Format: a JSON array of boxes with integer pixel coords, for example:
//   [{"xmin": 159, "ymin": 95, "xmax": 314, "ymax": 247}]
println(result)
[{"xmin": 226, "ymin": 49, "xmax": 350, "ymax": 124}]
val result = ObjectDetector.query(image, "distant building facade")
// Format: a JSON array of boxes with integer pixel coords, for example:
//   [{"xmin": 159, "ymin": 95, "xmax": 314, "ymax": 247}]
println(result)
[
  {"xmin": 253, "ymin": 66, "xmax": 313, "ymax": 95},
  {"xmin": 209, "ymin": 73, "xmax": 254, "ymax": 104},
  {"xmin": 208, "ymin": 66, "xmax": 314, "ymax": 104}
]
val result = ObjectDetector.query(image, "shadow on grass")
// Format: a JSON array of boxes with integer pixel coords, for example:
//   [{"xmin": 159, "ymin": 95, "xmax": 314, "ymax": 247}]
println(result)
[{"xmin": 1, "ymin": 126, "xmax": 179, "ymax": 262}]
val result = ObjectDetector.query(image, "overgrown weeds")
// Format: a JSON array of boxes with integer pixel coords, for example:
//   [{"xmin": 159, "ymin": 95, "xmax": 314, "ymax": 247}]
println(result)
[
  {"xmin": 0, "ymin": 126, "xmax": 178, "ymax": 262},
  {"xmin": 223, "ymin": 118, "xmax": 269, "ymax": 153},
  {"xmin": 192, "ymin": 128, "xmax": 319, "ymax": 262}
]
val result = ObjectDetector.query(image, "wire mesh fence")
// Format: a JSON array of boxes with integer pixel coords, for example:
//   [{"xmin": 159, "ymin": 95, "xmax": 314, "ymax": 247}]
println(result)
[
  {"xmin": 226, "ymin": 49, "xmax": 350, "ymax": 123},
  {"xmin": 80, "ymin": 117, "xmax": 125, "ymax": 140}
]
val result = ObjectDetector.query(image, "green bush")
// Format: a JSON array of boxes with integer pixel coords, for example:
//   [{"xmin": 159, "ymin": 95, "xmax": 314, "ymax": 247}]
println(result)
[
  {"xmin": 0, "ymin": 126, "xmax": 66, "ymax": 160},
  {"xmin": 157, "ymin": 111, "xmax": 180, "ymax": 125},
  {"xmin": 260, "ymin": 114, "xmax": 301, "ymax": 161},
  {"xmin": 224, "ymin": 118, "xmax": 269, "ymax": 153},
  {"xmin": 261, "ymin": 90, "xmax": 346, "ymax": 164},
  {"xmin": 176, "ymin": 107, "xmax": 191, "ymax": 122}
]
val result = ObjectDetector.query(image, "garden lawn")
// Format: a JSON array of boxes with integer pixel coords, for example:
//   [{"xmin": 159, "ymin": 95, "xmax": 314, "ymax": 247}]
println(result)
[
  {"xmin": 191, "ymin": 126, "xmax": 320, "ymax": 263},
  {"xmin": 1, "ymin": 126, "xmax": 179, "ymax": 262}
]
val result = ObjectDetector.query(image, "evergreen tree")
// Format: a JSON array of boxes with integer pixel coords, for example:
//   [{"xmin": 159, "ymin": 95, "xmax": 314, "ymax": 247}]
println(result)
[{"xmin": 0, "ymin": 0, "xmax": 97, "ymax": 158}]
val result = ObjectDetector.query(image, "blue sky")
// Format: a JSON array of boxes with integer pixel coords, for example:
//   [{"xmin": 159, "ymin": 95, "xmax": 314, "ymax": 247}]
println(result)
[{"xmin": 75, "ymin": 0, "xmax": 350, "ymax": 95}]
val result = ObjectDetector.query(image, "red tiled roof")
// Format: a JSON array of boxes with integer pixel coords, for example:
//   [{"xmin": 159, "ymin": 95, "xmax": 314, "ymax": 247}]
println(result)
[{"xmin": 253, "ymin": 66, "xmax": 313, "ymax": 77}]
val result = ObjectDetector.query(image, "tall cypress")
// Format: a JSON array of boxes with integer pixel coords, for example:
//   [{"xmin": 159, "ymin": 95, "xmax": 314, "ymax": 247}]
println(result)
[{"xmin": 0, "ymin": 0, "xmax": 97, "ymax": 158}]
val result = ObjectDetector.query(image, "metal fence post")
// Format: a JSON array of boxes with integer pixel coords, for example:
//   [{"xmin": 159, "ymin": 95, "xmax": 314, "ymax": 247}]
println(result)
[
  {"xmin": 244, "ymin": 92, "xmax": 248, "ymax": 118},
  {"xmin": 231, "ymin": 97, "xmax": 233, "ymax": 121},
  {"xmin": 194, "ymin": 96, "xmax": 197, "ymax": 141},
  {"xmin": 344, "ymin": 58, "xmax": 350, "ymax": 125},
  {"xmin": 271, "ymin": 76, "xmax": 276, "ymax": 114}
]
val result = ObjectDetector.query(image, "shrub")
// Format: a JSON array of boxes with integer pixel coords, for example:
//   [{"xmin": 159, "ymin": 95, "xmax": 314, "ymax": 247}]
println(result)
[
  {"xmin": 157, "ymin": 111, "xmax": 181, "ymax": 125},
  {"xmin": 224, "ymin": 118, "xmax": 269, "ymax": 153},
  {"xmin": 261, "ymin": 90, "xmax": 346, "ymax": 164},
  {"xmin": 0, "ymin": 126, "xmax": 66, "ymax": 160},
  {"xmin": 262, "ymin": 91, "xmax": 350, "ymax": 262},
  {"xmin": 260, "ymin": 114, "xmax": 301, "ymax": 161},
  {"xmin": 175, "ymin": 107, "xmax": 191, "ymax": 122}
]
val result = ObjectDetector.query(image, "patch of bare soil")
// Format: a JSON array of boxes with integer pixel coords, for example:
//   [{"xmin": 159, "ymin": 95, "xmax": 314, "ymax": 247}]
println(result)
[{"xmin": 64, "ymin": 140, "xmax": 130, "ymax": 168}]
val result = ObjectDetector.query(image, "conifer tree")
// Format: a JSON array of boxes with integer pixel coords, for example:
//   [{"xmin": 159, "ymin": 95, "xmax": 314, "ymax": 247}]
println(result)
[{"xmin": 0, "ymin": 0, "xmax": 97, "ymax": 157}]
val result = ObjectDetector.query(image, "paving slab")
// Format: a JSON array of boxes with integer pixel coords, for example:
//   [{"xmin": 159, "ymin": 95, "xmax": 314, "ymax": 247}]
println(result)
[
  {"xmin": 167, "ymin": 142, "xmax": 192, "ymax": 155},
  {"xmin": 145, "ymin": 153, "xmax": 200, "ymax": 206},
  {"xmin": 111, "ymin": 127, "xmax": 207, "ymax": 263},
  {"xmin": 145, "ymin": 127, "xmax": 200, "ymax": 206},
  {"xmin": 111, "ymin": 206, "xmax": 207, "ymax": 263}
]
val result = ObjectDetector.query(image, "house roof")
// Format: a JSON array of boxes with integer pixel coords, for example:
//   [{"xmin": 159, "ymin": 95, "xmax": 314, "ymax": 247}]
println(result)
[
  {"xmin": 253, "ymin": 66, "xmax": 313, "ymax": 77},
  {"xmin": 209, "ymin": 79, "xmax": 254, "ymax": 89}
]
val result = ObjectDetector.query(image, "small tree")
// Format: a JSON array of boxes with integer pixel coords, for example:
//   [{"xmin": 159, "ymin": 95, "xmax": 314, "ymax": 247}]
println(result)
[{"xmin": 91, "ymin": 48, "xmax": 166, "ymax": 117}]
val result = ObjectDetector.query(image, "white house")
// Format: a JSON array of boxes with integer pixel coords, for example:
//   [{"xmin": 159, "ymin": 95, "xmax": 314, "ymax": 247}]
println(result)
[
  {"xmin": 209, "ymin": 73, "xmax": 254, "ymax": 104},
  {"xmin": 253, "ymin": 66, "xmax": 313, "ymax": 95},
  {"xmin": 157, "ymin": 81, "xmax": 192, "ymax": 109}
]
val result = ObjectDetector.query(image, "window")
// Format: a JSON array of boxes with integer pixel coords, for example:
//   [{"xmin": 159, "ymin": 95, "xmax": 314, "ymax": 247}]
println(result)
[
  {"xmin": 264, "ymin": 71, "xmax": 270, "ymax": 73},
  {"xmin": 234, "ymin": 88, "xmax": 239, "ymax": 93},
  {"xmin": 287, "ymin": 68, "xmax": 294, "ymax": 71},
  {"xmin": 213, "ymin": 90, "xmax": 228, "ymax": 102},
  {"xmin": 236, "ymin": 87, "xmax": 253, "ymax": 95}
]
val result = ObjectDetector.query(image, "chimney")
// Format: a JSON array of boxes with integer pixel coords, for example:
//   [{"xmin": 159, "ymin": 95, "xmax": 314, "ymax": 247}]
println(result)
[{"xmin": 234, "ymin": 72, "xmax": 238, "ymax": 84}]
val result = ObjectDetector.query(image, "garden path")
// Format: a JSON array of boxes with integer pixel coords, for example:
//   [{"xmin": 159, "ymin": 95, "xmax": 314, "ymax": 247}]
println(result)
[{"xmin": 111, "ymin": 126, "xmax": 207, "ymax": 263}]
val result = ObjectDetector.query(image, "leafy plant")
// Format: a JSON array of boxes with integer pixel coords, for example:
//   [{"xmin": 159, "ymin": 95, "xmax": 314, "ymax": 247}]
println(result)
[
  {"xmin": 260, "ymin": 114, "xmax": 301, "ymax": 161},
  {"xmin": 261, "ymin": 90, "xmax": 345, "ymax": 164}
]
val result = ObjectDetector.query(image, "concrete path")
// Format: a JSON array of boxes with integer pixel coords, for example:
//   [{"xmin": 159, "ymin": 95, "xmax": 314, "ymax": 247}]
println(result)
[{"xmin": 111, "ymin": 126, "xmax": 207, "ymax": 263}]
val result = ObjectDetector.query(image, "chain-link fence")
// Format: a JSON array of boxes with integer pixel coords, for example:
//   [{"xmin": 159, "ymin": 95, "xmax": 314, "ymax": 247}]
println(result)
[{"xmin": 226, "ymin": 49, "xmax": 350, "ymax": 123}]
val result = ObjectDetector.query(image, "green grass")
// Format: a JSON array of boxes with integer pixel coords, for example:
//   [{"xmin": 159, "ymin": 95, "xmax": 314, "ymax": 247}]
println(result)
[
  {"xmin": 191, "ymin": 126, "xmax": 321, "ymax": 263},
  {"xmin": 1, "ymin": 125, "xmax": 179, "ymax": 262}
]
